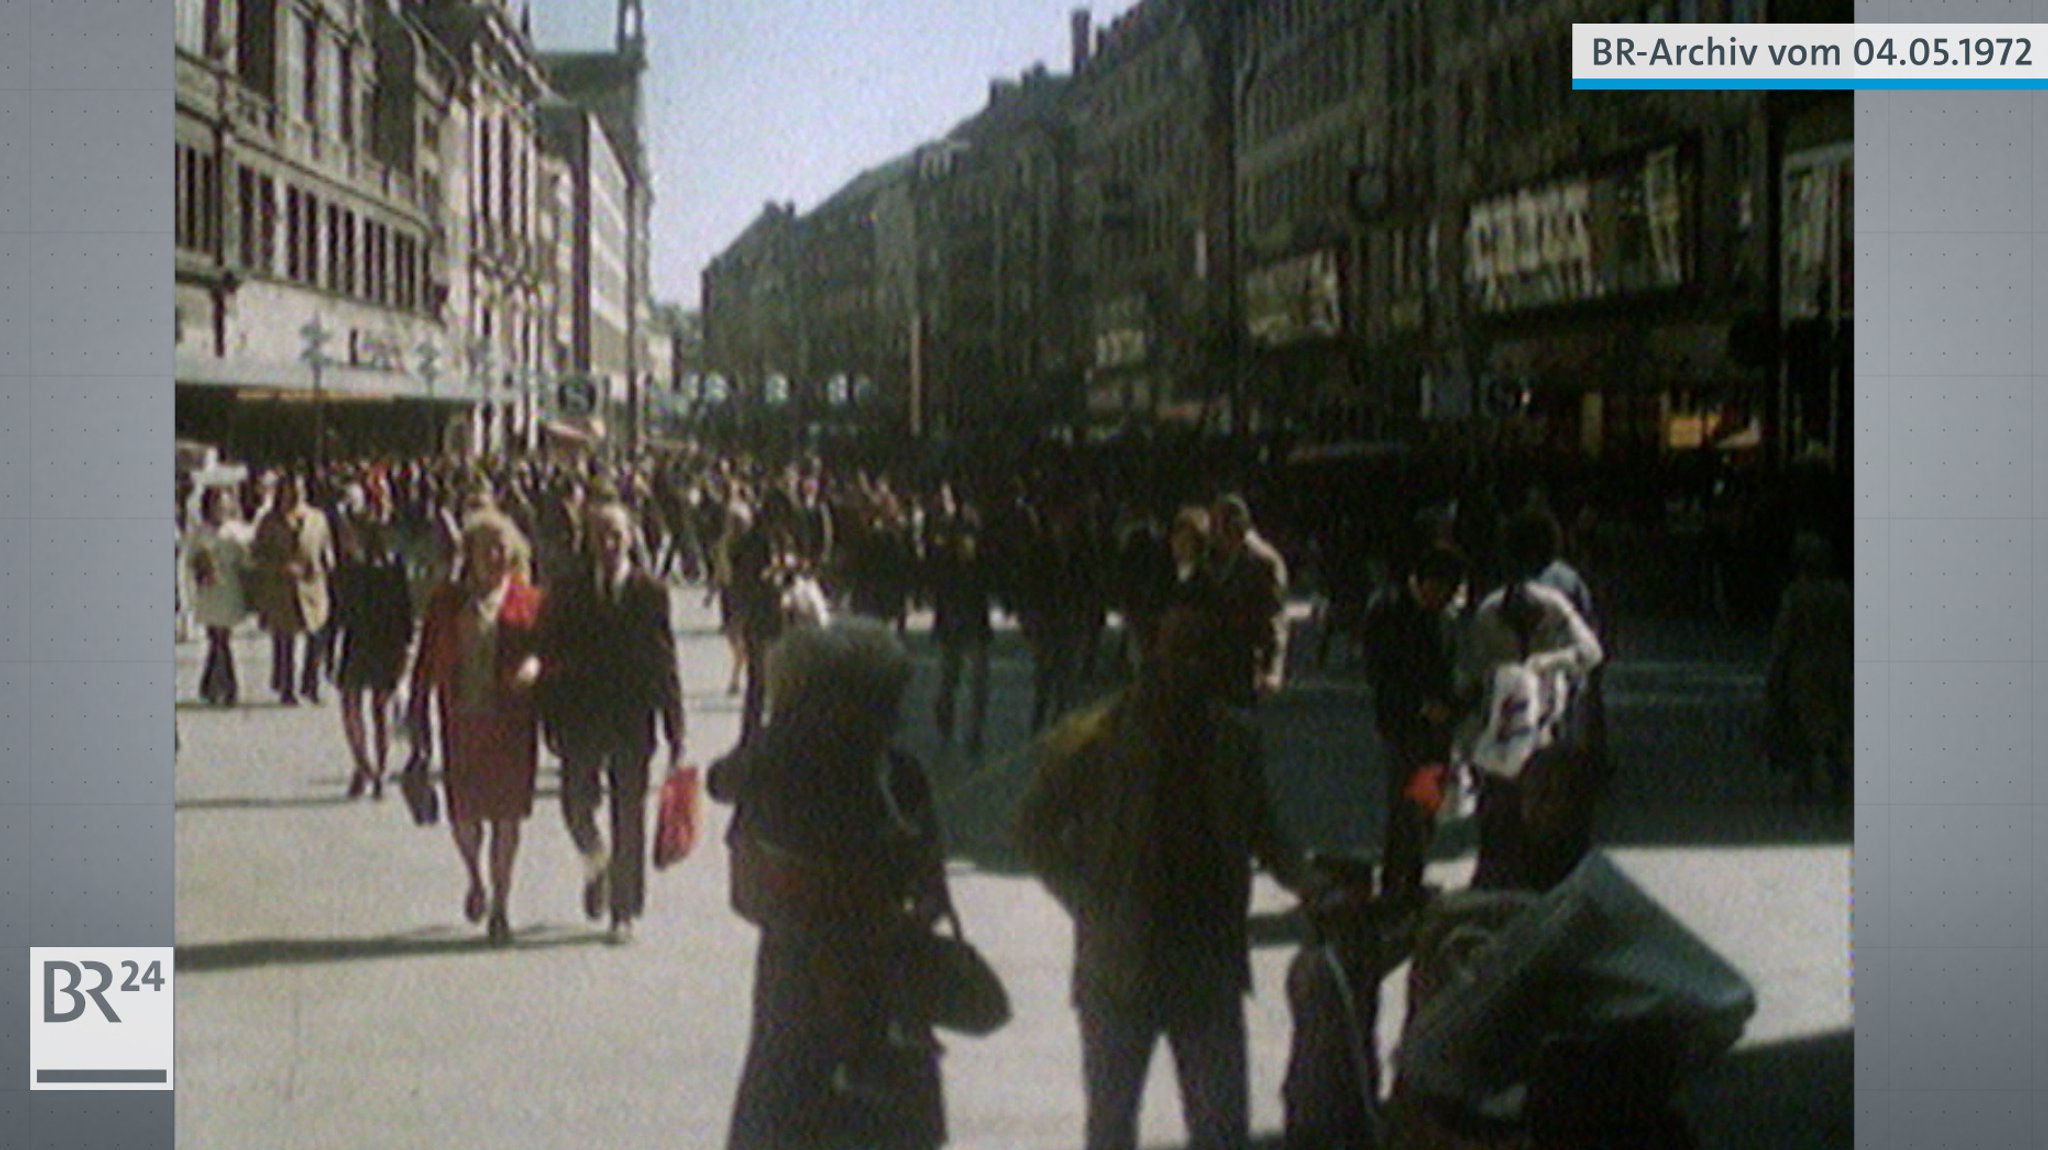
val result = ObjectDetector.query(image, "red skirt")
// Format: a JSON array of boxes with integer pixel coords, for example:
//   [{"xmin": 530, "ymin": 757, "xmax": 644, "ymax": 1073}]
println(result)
[{"xmin": 440, "ymin": 702, "xmax": 538, "ymax": 824}]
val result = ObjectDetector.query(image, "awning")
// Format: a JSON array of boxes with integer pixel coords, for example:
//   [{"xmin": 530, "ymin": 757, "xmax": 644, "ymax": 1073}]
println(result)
[{"xmin": 176, "ymin": 351, "xmax": 486, "ymax": 405}]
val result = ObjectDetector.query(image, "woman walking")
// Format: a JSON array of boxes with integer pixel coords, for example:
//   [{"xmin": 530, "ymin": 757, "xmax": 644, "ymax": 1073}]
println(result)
[
  {"xmin": 186, "ymin": 487, "xmax": 253, "ymax": 705},
  {"xmin": 710, "ymin": 618, "xmax": 951, "ymax": 1150},
  {"xmin": 407, "ymin": 510, "xmax": 545, "ymax": 945},
  {"xmin": 333, "ymin": 509, "xmax": 415, "ymax": 799}
]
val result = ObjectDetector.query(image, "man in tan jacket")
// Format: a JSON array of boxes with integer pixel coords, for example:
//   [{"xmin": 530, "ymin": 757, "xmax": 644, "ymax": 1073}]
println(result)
[{"xmin": 250, "ymin": 474, "xmax": 335, "ymax": 705}]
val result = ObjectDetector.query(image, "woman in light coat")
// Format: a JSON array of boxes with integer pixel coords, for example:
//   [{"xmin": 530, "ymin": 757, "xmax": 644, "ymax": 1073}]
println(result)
[{"xmin": 187, "ymin": 487, "xmax": 253, "ymax": 706}]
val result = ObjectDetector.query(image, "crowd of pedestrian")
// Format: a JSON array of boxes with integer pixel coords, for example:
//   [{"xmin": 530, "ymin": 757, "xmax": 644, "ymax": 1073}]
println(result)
[{"xmin": 174, "ymin": 436, "xmax": 1848, "ymax": 1149}]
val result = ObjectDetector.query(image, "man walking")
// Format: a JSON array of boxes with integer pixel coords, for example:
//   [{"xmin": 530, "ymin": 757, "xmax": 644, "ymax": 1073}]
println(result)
[
  {"xmin": 926, "ymin": 483, "xmax": 994, "ymax": 757},
  {"xmin": 1015, "ymin": 604, "xmax": 1317, "ymax": 1150},
  {"xmin": 250, "ymin": 474, "xmax": 335, "ymax": 706},
  {"xmin": 1358, "ymin": 544, "xmax": 1469, "ymax": 906},
  {"xmin": 1208, "ymin": 494, "xmax": 1289, "ymax": 706},
  {"xmin": 536, "ymin": 501, "xmax": 687, "ymax": 940}
]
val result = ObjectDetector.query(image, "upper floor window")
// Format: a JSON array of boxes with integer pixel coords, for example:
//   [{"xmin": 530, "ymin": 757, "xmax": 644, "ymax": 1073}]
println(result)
[{"xmin": 301, "ymin": 17, "xmax": 319, "ymax": 129}]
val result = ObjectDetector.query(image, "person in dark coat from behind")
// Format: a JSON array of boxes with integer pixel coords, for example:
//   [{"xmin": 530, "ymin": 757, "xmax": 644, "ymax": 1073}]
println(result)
[{"xmin": 710, "ymin": 618, "xmax": 951, "ymax": 1150}]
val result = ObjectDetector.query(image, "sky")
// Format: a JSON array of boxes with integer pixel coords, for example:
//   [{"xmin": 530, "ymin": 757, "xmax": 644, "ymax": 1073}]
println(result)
[{"xmin": 531, "ymin": 0, "xmax": 1127, "ymax": 310}]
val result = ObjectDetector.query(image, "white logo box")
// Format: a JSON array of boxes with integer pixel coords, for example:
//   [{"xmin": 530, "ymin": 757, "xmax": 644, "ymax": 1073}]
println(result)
[{"xmin": 28, "ymin": 948, "xmax": 175, "ymax": 1091}]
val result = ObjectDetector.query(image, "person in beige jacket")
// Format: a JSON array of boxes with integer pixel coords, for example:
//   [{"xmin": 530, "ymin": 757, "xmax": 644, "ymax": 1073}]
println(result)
[{"xmin": 249, "ymin": 474, "xmax": 335, "ymax": 706}]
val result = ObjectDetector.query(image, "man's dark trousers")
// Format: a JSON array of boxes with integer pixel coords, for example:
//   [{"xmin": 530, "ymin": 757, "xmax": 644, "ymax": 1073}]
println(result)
[
  {"xmin": 1079, "ymin": 989, "xmax": 1248, "ymax": 1150},
  {"xmin": 560, "ymin": 727, "xmax": 654, "ymax": 920}
]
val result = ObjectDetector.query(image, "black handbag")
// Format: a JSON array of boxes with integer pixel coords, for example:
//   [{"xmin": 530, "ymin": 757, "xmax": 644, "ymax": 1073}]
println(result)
[
  {"xmin": 399, "ymin": 747, "xmax": 439, "ymax": 827},
  {"xmin": 896, "ymin": 906, "xmax": 1011, "ymax": 1038}
]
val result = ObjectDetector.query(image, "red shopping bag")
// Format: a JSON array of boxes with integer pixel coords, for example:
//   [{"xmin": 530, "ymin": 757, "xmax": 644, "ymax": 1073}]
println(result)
[{"xmin": 653, "ymin": 765, "xmax": 703, "ymax": 869}]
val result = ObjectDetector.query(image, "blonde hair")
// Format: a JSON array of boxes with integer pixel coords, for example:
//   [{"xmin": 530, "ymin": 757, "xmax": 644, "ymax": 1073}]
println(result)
[{"xmin": 460, "ymin": 507, "xmax": 532, "ymax": 584}]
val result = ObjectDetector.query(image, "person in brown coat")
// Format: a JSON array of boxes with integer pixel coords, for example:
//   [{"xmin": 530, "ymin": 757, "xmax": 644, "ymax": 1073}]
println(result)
[
  {"xmin": 1208, "ymin": 494, "xmax": 1290, "ymax": 706},
  {"xmin": 249, "ymin": 474, "xmax": 336, "ymax": 706}
]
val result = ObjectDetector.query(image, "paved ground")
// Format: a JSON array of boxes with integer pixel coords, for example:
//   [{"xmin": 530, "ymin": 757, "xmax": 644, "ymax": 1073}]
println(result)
[{"xmin": 171, "ymin": 590, "xmax": 1851, "ymax": 1149}]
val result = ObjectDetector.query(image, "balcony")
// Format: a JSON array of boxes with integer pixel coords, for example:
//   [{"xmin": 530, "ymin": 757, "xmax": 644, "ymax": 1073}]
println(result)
[{"xmin": 226, "ymin": 88, "xmax": 279, "ymax": 139}]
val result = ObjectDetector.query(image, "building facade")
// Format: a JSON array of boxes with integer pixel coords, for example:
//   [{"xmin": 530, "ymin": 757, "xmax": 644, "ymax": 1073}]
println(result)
[
  {"xmin": 176, "ymin": 0, "xmax": 472, "ymax": 462},
  {"xmin": 1069, "ymin": 0, "xmax": 1226, "ymax": 428},
  {"xmin": 692, "ymin": 0, "xmax": 1847, "ymax": 468},
  {"xmin": 701, "ymin": 202, "xmax": 804, "ymax": 414},
  {"xmin": 797, "ymin": 153, "xmax": 919, "ymax": 435},
  {"xmin": 407, "ymin": 0, "xmax": 554, "ymax": 455},
  {"xmin": 919, "ymin": 68, "xmax": 1080, "ymax": 437},
  {"xmin": 539, "ymin": 0, "xmax": 656, "ymax": 452},
  {"xmin": 537, "ymin": 100, "xmax": 634, "ymax": 437}
]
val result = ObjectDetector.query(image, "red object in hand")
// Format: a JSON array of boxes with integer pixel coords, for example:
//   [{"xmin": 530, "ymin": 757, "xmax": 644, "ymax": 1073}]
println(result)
[
  {"xmin": 653, "ymin": 766, "xmax": 703, "ymax": 869},
  {"xmin": 1403, "ymin": 764, "xmax": 1450, "ymax": 814}
]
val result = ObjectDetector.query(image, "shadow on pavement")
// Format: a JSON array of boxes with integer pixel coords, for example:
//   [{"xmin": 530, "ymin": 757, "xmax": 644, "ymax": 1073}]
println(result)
[
  {"xmin": 1680, "ymin": 1030, "xmax": 1853, "ymax": 1150},
  {"xmin": 176, "ymin": 782, "xmax": 574, "ymax": 812},
  {"xmin": 176, "ymin": 794, "xmax": 364, "ymax": 811},
  {"xmin": 178, "ymin": 925, "xmax": 616, "ymax": 974}
]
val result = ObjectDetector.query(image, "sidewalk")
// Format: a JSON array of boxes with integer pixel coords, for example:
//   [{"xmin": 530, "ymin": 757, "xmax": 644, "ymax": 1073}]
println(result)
[{"xmin": 171, "ymin": 593, "xmax": 1850, "ymax": 1149}]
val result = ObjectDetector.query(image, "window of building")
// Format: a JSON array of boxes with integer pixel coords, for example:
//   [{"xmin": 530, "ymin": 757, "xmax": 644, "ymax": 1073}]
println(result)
[
  {"xmin": 499, "ymin": 120, "xmax": 514, "ymax": 236},
  {"xmin": 285, "ymin": 188, "xmax": 302, "ymax": 280},
  {"xmin": 305, "ymin": 194, "xmax": 322, "ymax": 285},
  {"xmin": 338, "ymin": 46, "xmax": 353, "ymax": 144},
  {"xmin": 395, "ymin": 234, "xmax": 411, "ymax": 311},
  {"xmin": 237, "ymin": 168, "xmax": 255, "ymax": 267},
  {"xmin": 343, "ymin": 211, "xmax": 358, "ymax": 298},
  {"xmin": 174, "ymin": 146, "xmax": 191, "ymax": 250},
  {"xmin": 302, "ymin": 16, "xmax": 319, "ymax": 131},
  {"xmin": 478, "ymin": 118, "xmax": 492, "ymax": 223},
  {"xmin": 262, "ymin": 177, "xmax": 278, "ymax": 274}
]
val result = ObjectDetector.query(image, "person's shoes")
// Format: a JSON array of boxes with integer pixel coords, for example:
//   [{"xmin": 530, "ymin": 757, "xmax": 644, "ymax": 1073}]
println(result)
[
  {"xmin": 581, "ymin": 851, "xmax": 610, "ymax": 921},
  {"xmin": 279, "ymin": 692, "xmax": 299, "ymax": 707},
  {"xmin": 464, "ymin": 884, "xmax": 488, "ymax": 924},
  {"xmin": 370, "ymin": 772, "xmax": 385, "ymax": 800},
  {"xmin": 346, "ymin": 771, "xmax": 368, "ymax": 799},
  {"xmin": 487, "ymin": 908, "xmax": 512, "ymax": 947},
  {"xmin": 606, "ymin": 914, "xmax": 634, "ymax": 945}
]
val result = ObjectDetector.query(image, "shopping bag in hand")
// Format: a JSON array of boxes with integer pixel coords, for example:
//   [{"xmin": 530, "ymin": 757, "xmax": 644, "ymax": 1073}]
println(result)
[{"xmin": 653, "ymin": 765, "xmax": 703, "ymax": 869}]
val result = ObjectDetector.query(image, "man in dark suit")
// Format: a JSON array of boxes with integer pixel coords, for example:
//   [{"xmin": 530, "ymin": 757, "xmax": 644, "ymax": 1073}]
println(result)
[
  {"xmin": 1359, "ymin": 543, "xmax": 1469, "ymax": 905},
  {"xmin": 537, "ymin": 501, "xmax": 687, "ymax": 940}
]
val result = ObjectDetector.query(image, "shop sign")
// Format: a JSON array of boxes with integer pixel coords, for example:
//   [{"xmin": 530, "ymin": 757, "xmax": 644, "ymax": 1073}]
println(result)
[
  {"xmin": 1781, "ymin": 147, "xmax": 1852, "ymax": 321},
  {"xmin": 1464, "ymin": 146, "xmax": 1689, "ymax": 314},
  {"xmin": 348, "ymin": 329, "xmax": 403, "ymax": 372},
  {"xmin": 1245, "ymin": 250, "xmax": 1342, "ymax": 347},
  {"xmin": 1093, "ymin": 294, "xmax": 1150, "ymax": 369}
]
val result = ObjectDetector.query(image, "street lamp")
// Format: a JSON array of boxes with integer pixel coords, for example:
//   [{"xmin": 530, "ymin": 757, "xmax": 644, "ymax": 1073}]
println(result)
[
  {"xmin": 467, "ymin": 336, "xmax": 496, "ymax": 454},
  {"xmin": 414, "ymin": 339, "xmax": 441, "ymax": 399},
  {"xmin": 299, "ymin": 315, "xmax": 332, "ymax": 471},
  {"xmin": 414, "ymin": 339, "xmax": 443, "ymax": 455}
]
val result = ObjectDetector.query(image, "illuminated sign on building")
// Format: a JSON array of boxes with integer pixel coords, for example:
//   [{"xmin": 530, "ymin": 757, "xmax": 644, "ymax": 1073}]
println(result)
[
  {"xmin": 1464, "ymin": 145, "xmax": 1689, "ymax": 314},
  {"xmin": 1093, "ymin": 294, "xmax": 1150, "ymax": 369},
  {"xmin": 1245, "ymin": 250, "xmax": 1342, "ymax": 347}
]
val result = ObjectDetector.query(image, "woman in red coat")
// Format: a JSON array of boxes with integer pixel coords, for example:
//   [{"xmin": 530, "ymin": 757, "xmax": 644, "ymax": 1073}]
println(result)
[{"xmin": 408, "ymin": 508, "xmax": 545, "ymax": 945}]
